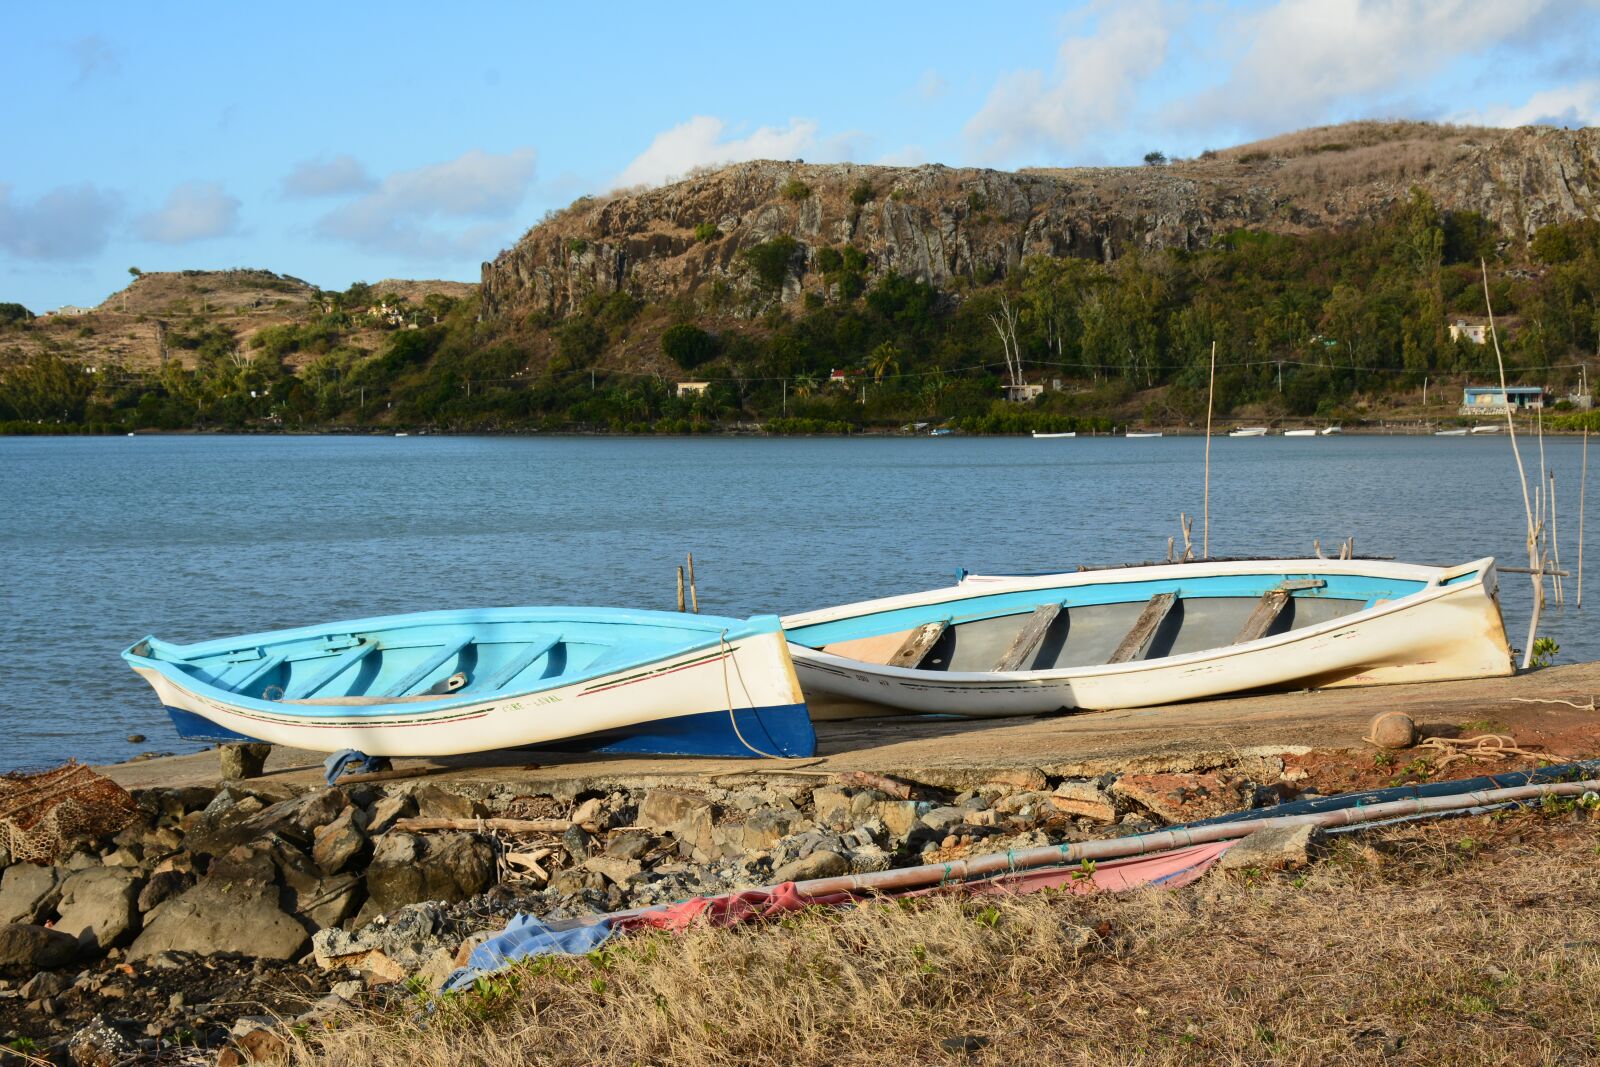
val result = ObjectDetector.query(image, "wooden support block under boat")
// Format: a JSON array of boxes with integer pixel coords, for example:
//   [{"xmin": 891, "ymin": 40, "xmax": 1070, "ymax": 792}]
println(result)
[
  {"xmin": 1233, "ymin": 589, "xmax": 1291, "ymax": 644},
  {"xmin": 994, "ymin": 604, "xmax": 1063, "ymax": 671},
  {"xmin": 1107, "ymin": 593, "xmax": 1177, "ymax": 664},
  {"xmin": 888, "ymin": 621, "xmax": 948, "ymax": 668}
]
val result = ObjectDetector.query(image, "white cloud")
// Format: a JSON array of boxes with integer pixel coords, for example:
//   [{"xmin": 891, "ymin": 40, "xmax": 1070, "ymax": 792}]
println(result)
[
  {"xmin": 134, "ymin": 182, "xmax": 242, "ymax": 244},
  {"xmin": 281, "ymin": 155, "xmax": 377, "ymax": 198},
  {"xmin": 614, "ymin": 116, "xmax": 859, "ymax": 189},
  {"xmin": 1175, "ymin": 0, "xmax": 1554, "ymax": 131},
  {"xmin": 965, "ymin": 0, "xmax": 1170, "ymax": 160},
  {"xmin": 1453, "ymin": 79, "xmax": 1600, "ymax": 127},
  {"xmin": 314, "ymin": 148, "xmax": 537, "ymax": 258},
  {"xmin": 0, "ymin": 183, "xmax": 120, "ymax": 260}
]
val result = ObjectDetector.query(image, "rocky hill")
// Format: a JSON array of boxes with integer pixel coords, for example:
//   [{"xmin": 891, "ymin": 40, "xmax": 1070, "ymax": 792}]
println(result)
[{"xmin": 480, "ymin": 121, "xmax": 1600, "ymax": 321}]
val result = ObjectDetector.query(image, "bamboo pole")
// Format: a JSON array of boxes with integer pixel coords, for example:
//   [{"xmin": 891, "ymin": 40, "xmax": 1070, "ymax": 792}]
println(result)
[
  {"xmin": 1550, "ymin": 469, "xmax": 1564, "ymax": 604},
  {"xmin": 676, "ymin": 566, "xmax": 686, "ymax": 613},
  {"xmin": 1580, "ymin": 428, "xmax": 1589, "ymax": 606},
  {"xmin": 1482, "ymin": 259, "xmax": 1541, "ymax": 669},
  {"xmin": 687, "ymin": 552, "xmax": 699, "ymax": 614},
  {"xmin": 1203, "ymin": 340, "xmax": 1216, "ymax": 558}
]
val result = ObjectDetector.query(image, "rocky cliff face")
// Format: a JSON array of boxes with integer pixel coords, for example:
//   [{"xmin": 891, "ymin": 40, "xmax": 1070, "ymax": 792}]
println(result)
[{"xmin": 480, "ymin": 124, "xmax": 1600, "ymax": 321}]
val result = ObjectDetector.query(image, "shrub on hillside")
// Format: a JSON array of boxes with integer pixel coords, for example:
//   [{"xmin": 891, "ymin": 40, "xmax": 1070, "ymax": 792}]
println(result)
[
  {"xmin": 780, "ymin": 178, "xmax": 811, "ymax": 201},
  {"xmin": 661, "ymin": 323, "xmax": 717, "ymax": 369}
]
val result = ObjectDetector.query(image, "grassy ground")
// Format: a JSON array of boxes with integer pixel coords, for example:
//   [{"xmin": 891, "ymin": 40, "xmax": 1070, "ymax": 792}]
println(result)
[{"xmin": 291, "ymin": 806, "xmax": 1600, "ymax": 1066}]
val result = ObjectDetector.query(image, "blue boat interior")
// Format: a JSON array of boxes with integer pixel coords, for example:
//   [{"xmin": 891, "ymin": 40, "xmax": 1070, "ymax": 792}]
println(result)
[
  {"xmin": 126, "ymin": 609, "xmax": 772, "ymax": 712},
  {"xmin": 787, "ymin": 569, "xmax": 1452, "ymax": 673}
]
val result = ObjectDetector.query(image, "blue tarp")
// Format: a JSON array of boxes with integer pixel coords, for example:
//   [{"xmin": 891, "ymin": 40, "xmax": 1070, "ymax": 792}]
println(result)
[{"xmin": 441, "ymin": 913, "xmax": 615, "ymax": 993}]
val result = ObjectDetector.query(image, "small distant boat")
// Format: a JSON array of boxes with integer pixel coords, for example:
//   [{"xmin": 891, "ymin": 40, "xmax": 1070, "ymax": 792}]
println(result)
[
  {"xmin": 929, "ymin": 428, "xmax": 954, "ymax": 437},
  {"xmin": 1320, "ymin": 426, "xmax": 1343, "ymax": 435},
  {"xmin": 1435, "ymin": 429, "xmax": 1469, "ymax": 437},
  {"xmin": 784, "ymin": 557, "xmax": 1511, "ymax": 719},
  {"xmin": 394, "ymin": 432, "xmax": 409, "ymax": 437},
  {"xmin": 1125, "ymin": 431, "xmax": 1163, "ymax": 438},
  {"xmin": 1229, "ymin": 427, "xmax": 1270, "ymax": 437},
  {"xmin": 124, "ymin": 608, "xmax": 813, "ymax": 758},
  {"xmin": 1283, "ymin": 429, "xmax": 1317, "ymax": 437},
  {"xmin": 1471, "ymin": 425, "xmax": 1502, "ymax": 434},
  {"xmin": 1032, "ymin": 431, "xmax": 1077, "ymax": 439}
]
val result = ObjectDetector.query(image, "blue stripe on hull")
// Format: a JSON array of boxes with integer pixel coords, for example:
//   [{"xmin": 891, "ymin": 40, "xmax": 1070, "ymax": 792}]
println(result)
[
  {"xmin": 167, "ymin": 706, "xmax": 265, "ymax": 744},
  {"xmin": 164, "ymin": 702, "xmax": 818, "ymax": 759},
  {"xmin": 543, "ymin": 703, "xmax": 816, "ymax": 758}
]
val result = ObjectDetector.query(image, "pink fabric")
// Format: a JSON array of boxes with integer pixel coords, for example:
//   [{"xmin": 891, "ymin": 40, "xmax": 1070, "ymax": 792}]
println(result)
[{"xmin": 615, "ymin": 841, "xmax": 1234, "ymax": 935}]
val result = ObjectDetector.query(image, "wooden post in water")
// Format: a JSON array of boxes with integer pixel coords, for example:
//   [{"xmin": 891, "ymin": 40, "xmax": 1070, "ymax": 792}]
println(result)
[
  {"xmin": 1203, "ymin": 340, "xmax": 1216, "ymax": 558},
  {"xmin": 1482, "ymin": 259, "xmax": 1541, "ymax": 669},
  {"xmin": 1550, "ymin": 469, "xmax": 1564, "ymax": 605},
  {"xmin": 686, "ymin": 552, "xmax": 699, "ymax": 614},
  {"xmin": 676, "ymin": 567, "xmax": 686, "ymax": 613},
  {"xmin": 1580, "ymin": 428, "xmax": 1589, "ymax": 607}
]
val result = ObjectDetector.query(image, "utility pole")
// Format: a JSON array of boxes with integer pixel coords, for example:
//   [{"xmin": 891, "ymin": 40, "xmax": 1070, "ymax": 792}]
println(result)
[{"xmin": 782, "ymin": 379, "xmax": 787, "ymax": 416}]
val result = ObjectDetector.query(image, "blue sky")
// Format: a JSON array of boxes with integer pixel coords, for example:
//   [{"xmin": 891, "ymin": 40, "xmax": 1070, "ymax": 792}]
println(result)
[{"xmin": 4, "ymin": 0, "xmax": 1598, "ymax": 311}]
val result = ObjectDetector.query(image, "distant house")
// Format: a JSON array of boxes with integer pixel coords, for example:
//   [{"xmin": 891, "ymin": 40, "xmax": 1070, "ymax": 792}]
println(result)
[
  {"xmin": 828, "ymin": 368, "xmax": 865, "ymax": 383},
  {"xmin": 1460, "ymin": 385, "xmax": 1545, "ymax": 414},
  {"xmin": 1005, "ymin": 383, "xmax": 1045, "ymax": 402},
  {"xmin": 1449, "ymin": 318, "xmax": 1489, "ymax": 344},
  {"xmin": 52, "ymin": 305, "xmax": 90, "ymax": 317},
  {"xmin": 676, "ymin": 381, "xmax": 710, "ymax": 398}
]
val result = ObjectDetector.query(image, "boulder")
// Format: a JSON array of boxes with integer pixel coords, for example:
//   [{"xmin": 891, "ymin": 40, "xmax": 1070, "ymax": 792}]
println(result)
[
  {"xmin": 67, "ymin": 1014, "xmax": 137, "ymax": 1067},
  {"xmin": 1218, "ymin": 825, "xmax": 1326, "ymax": 872},
  {"xmin": 311, "ymin": 807, "xmax": 367, "ymax": 874},
  {"xmin": 582, "ymin": 855, "xmax": 643, "ymax": 886},
  {"xmin": 811, "ymin": 786, "xmax": 851, "ymax": 828},
  {"xmin": 260, "ymin": 833, "xmax": 364, "ymax": 931},
  {"xmin": 636, "ymin": 788, "xmax": 717, "ymax": 859},
  {"xmin": 413, "ymin": 785, "xmax": 485, "ymax": 821},
  {"xmin": 218, "ymin": 742, "xmax": 272, "ymax": 780},
  {"xmin": 137, "ymin": 869, "xmax": 194, "ymax": 913},
  {"xmin": 980, "ymin": 767, "xmax": 1049, "ymax": 793},
  {"xmin": 366, "ymin": 793, "xmax": 415, "ymax": 834},
  {"xmin": 181, "ymin": 788, "xmax": 266, "ymax": 854},
  {"xmin": 0, "ymin": 923, "xmax": 79, "ymax": 969},
  {"xmin": 127, "ymin": 846, "xmax": 308, "ymax": 961},
  {"xmin": 714, "ymin": 808, "xmax": 810, "ymax": 855},
  {"xmin": 1050, "ymin": 781, "xmax": 1118, "ymax": 823},
  {"xmin": 605, "ymin": 830, "xmax": 656, "ymax": 861},
  {"xmin": 1111, "ymin": 772, "xmax": 1253, "ymax": 823},
  {"xmin": 0, "ymin": 862, "xmax": 61, "ymax": 925},
  {"xmin": 874, "ymin": 800, "xmax": 921, "ymax": 839},
  {"xmin": 54, "ymin": 867, "xmax": 144, "ymax": 950},
  {"xmin": 311, "ymin": 901, "xmax": 459, "ymax": 971},
  {"xmin": 918, "ymin": 806, "xmax": 969, "ymax": 832},
  {"xmin": 1367, "ymin": 711, "xmax": 1418, "ymax": 750},
  {"xmin": 236, "ymin": 788, "xmax": 350, "ymax": 845},
  {"xmin": 772, "ymin": 850, "xmax": 848, "ymax": 883},
  {"xmin": 364, "ymin": 832, "xmax": 492, "ymax": 915}
]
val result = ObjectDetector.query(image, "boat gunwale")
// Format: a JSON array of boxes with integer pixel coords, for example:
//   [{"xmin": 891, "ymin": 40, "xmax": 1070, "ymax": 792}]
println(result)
[{"xmin": 784, "ymin": 558, "xmax": 1498, "ymax": 684}]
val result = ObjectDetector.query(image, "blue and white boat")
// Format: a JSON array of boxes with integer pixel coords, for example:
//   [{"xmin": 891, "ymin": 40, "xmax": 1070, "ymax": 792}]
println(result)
[
  {"xmin": 784, "ymin": 558, "xmax": 1512, "ymax": 718},
  {"xmin": 124, "ymin": 608, "xmax": 813, "ymax": 758}
]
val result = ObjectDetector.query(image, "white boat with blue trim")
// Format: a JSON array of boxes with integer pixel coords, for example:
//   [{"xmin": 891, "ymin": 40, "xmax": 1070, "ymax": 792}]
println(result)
[
  {"xmin": 124, "ymin": 608, "xmax": 813, "ymax": 758},
  {"xmin": 783, "ymin": 558, "xmax": 1511, "ymax": 718}
]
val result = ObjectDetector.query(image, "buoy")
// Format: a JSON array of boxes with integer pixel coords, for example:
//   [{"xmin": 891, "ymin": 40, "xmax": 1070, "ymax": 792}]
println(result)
[{"xmin": 1367, "ymin": 711, "xmax": 1417, "ymax": 750}]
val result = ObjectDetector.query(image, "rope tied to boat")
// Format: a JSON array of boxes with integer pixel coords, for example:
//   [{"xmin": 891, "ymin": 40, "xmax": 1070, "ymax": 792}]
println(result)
[{"xmin": 719, "ymin": 630, "xmax": 786, "ymax": 760}]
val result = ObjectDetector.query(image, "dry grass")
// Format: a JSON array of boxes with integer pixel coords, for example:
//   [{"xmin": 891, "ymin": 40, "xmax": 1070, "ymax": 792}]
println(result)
[
  {"xmin": 1213, "ymin": 120, "xmax": 1497, "ymax": 162},
  {"xmin": 291, "ymin": 812, "xmax": 1600, "ymax": 1067}
]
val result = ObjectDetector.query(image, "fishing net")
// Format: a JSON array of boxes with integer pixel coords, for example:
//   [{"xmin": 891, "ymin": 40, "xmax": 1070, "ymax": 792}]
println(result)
[{"xmin": 0, "ymin": 762, "xmax": 141, "ymax": 865}]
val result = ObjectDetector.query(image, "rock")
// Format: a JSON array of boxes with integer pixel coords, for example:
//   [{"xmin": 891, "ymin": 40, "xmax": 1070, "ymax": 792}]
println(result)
[
  {"xmin": 919, "ymin": 806, "xmax": 969, "ymax": 832},
  {"xmin": 1368, "ymin": 711, "xmax": 1418, "ymax": 750},
  {"xmin": 980, "ymin": 767, "xmax": 1049, "ymax": 793},
  {"xmin": 364, "ymin": 833, "xmax": 492, "ymax": 914},
  {"xmin": 570, "ymin": 796, "xmax": 605, "ymax": 829},
  {"xmin": 137, "ymin": 869, "xmax": 194, "ymax": 913},
  {"xmin": 548, "ymin": 866, "xmax": 608, "ymax": 895},
  {"xmin": 260, "ymin": 834, "xmax": 363, "ymax": 931},
  {"xmin": 238, "ymin": 788, "xmax": 350, "ymax": 844},
  {"xmin": 311, "ymin": 902, "xmax": 458, "ymax": 971},
  {"xmin": 771, "ymin": 850, "xmax": 848, "ymax": 883},
  {"xmin": 410, "ymin": 947, "xmax": 458, "ymax": 992},
  {"xmin": 1050, "ymin": 781, "xmax": 1118, "ymax": 823},
  {"xmin": 127, "ymin": 846, "xmax": 309, "ymax": 961},
  {"xmin": 67, "ymin": 1015, "xmax": 137, "ymax": 1067},
  {"xmin": 311, "ymin": 807, "xmax": 367, "ymax": 874},
  {"xmin": 606, "ymin": 830, "xmax": 655, "ymax": 861},
  {"xmin": 1218, "ymin": 825, "xmax": 1326, "ymax": 872},
  {"xmin": 811, "ymin": 786, "xmax": 852, "ymax": 828},
  {"xmin": 216, "ymin": 1024, "xmax": 288, "ymax": 1067},
  {"xmin": 0, "ymin": 840, "xmax": 10, "ymax": 868},
  {"xmin": 562, "ymin": 825, "xmax": 594, "ymax": 860},
  {"xmin": 20, "ymin": 971, "xmax": 68, "ymax": 999},
  {"xmin": 1111, "ymin": 772, "xmax": 1253, "ymax": 823},
  {"xmin": 0, "ymin": 862, "xmax": 61, "ymax": 924},
  {"xmin": 636, "ymin": 788, "xmax": 717, "ymax": 859},
  {"xmin": 366, "ymin": 793, "xmax": 416, "ymax": 834},
  {"xmin": 714, "ymin": 808, "xmax": 809, "ymax": 855},
  {"xmin": 54, "ymin": 867, "xmax": 144, "ymax": 950},
  {"xmin": 582, "ymin": 855, "xmax": 643, "ymax": 886},
  {"xmin": 874, "ymin": 800, "xmax": 921, "ymax": 839},
  {"xmin": 0, "ymin": 924, "xmax": 79, "ymax": 969},
  {"xmin": 218, "ymin": 742, "xmax": 272, "ymax": 780},
  {"xmin": 413, "ymin": 785, "xmax": 485, "ymax": 821},
  {"xmin": 181, "ymin": 788, "xmax": 266, "ymax": 854}
]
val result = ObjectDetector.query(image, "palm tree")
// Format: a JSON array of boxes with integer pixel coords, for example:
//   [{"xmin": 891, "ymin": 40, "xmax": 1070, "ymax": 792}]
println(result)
[{"xmin": 869, "ymin": 342, "xmax": 903, "ymax": 384}]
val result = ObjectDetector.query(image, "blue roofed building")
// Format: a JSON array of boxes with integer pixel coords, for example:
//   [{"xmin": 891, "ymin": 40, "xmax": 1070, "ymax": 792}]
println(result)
[{"xmin": 1460, "ymin": 385, "xmax": 1545, "ymax": 415}]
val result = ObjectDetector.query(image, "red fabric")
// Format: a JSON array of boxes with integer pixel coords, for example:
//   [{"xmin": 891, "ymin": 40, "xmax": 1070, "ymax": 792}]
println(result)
[{"xmin": 615, "ymin": 842, "xmax": 1233, "ymax": 935}]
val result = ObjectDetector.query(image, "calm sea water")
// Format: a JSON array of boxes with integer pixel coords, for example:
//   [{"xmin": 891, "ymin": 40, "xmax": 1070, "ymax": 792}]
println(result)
[{"xmin": 1, "ymin": 432, "xmax": 1594, "ymax": 771}]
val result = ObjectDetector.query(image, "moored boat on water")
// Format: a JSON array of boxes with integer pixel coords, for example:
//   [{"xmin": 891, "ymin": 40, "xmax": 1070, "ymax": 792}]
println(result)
[
  {"xmin": 783, "ymin": 557, "xmax": 1511, "ymax": 719},
  {"xmin": 1032, "ymin": 431, "xmax": 1077, "ymax": 438},
  {"xmin": 1283, "ymin": 429, "xmax": 1317, "ymax": 437},
  {"xmin": 1228, "ymin": 427, "xmax": 1270, "ymax": 437},
  {"xmin": 124, "ymin": 608, "xmax": 814, "ymax": 758}
]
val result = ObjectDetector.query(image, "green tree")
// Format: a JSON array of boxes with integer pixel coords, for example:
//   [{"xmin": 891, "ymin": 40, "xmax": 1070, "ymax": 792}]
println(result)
[
  {"xmin": 661, "ymin": 323, "xmax": 717, "ymax": 369},
  {"xmin": 744, "ymin": 236, "xmax": 799, "ymax": 291}
]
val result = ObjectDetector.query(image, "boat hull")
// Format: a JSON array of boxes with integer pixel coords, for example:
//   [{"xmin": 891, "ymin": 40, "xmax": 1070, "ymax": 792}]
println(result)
[
  {"xmin": 127, "ymin": 611, "xmax": 813, "ymax": 758},
  {"xmin": 785, "ymin": 559, "xmax": 1511, "ymax": 718}
]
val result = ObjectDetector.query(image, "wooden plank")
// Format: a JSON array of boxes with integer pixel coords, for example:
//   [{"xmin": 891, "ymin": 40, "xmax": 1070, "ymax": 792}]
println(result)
[
  {"xmin": 483, "ymin": 634, "xmax": 561, "ymax": 691},
  {"xmin": 287, "ymin": 641, "xmax": 378, "ymax": 698},
  {"xmin": 1107, "ymin": 593, "xmax": 1177, "ymax": 664},
  {"xmin": 994, "ymin": 604, "xmax": 1063, "ymax": 672},
  {"xmin": 887, "ymin": 621, "xmax": 948, "ymax": 669},
  {"xmin": 386, "ymin": 638, "xmax": 472, "ymax": 697},
  {"xmin": 1277, "ymin": 579, "xmax": 1326, "ymax": 591},
  {"xmin": 1233, "ymin": 589, "xmax": 1291, "ymax": 644}
]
